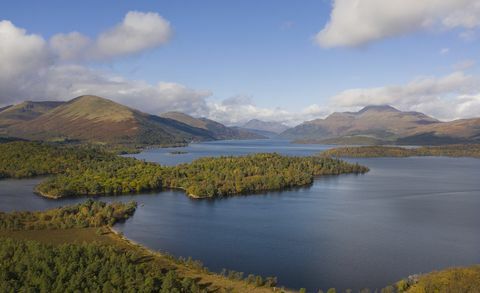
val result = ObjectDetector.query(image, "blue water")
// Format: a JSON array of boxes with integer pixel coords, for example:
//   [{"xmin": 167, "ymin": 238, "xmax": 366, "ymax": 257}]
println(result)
[{"xmin": 1, "ymin": 140, "xmax": 480, "ymax": 291}]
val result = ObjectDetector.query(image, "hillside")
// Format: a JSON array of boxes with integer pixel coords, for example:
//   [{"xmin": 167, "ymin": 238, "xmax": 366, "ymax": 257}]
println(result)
[
  {"xmin": 161, "ymin": 111, "xmax": 265, "ymax": 140},
  {"xmin": 281, "ymin": 105, "xmax": 480, "ymax": 145},
  {"xmin": 242, "ymin": 119, "xmax": 289, "ymax": 134},
  {"xmin": 5, "ymin": 96, "xmax": 215, "ymax": 146},
  {"xmin": 0, "ymin": 101, "xmax": 64, "ymax": 129}
]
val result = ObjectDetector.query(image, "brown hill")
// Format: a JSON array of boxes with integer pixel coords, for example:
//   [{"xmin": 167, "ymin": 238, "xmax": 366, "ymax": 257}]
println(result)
[
  {"xmin": 0, "ymin": 101, "xmax": 64, "ymax": 129},
  {"xmin": 281, "ymin": 105, "xmax": 480, "ymax": 145},
  {"xmin": 161, "ymin": 112, "xmax": 265, "ymax": 140},
  {"xmin": 6, "ymin": 95, "xmax": 215, "ymax": 145}
]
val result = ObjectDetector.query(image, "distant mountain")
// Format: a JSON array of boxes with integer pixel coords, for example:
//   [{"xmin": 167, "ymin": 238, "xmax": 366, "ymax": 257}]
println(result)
[
  {"xmin": 232, "ymin": 127, "xmax": 278, "ymax": 139},
  {"xmin": 161, "ymin": 112, "xmax": 265, "ymax": 140},
  {"xmin": 281, "ymin": 105, "xmax": 480, "ymax": 145},
  {"xmin": 5, "ymin": 95, "xmax": 215, "ymax": 145},
  {"xmin": 242, "ymin": 119, "xmax": 289, "ymax": 134},
  {"xmin": 0, "ymin": 101, "xmax": 64, "ymax": 129}
]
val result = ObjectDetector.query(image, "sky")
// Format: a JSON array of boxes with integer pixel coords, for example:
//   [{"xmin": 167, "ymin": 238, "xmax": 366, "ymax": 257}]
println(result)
[{"xmin": 1, "ymin": 0, "xmax": 480, "ymax": 125}]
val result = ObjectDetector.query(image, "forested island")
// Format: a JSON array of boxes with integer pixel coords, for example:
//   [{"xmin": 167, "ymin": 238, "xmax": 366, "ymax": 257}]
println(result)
[
  {"xmin": 0, "ymin": 141, "xmax": 368, "ymax": 199},
  {"xmin": 321, "ymin": 144, "xmax": 480, "ymax": 158}
]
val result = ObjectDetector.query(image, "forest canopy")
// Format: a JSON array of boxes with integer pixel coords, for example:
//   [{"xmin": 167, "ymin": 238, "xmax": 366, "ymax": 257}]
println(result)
[
  {"xmin": 0, "ymin": 142, "xmax": 369, "ymax": 198},
  {"xmin": 0, "ymin": 200, "xmax": 137, "ymax": 230},
  {"xmin": 321, "ymin": 144, "xmax": 480, "ymax": 158},
  {"xmin": 0, "ymin": 238, "xmax": 201, "ymax": 293}
]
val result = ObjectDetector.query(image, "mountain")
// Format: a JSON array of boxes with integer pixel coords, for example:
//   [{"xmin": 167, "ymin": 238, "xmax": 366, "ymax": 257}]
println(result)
[
  {"xmin": 0, "ymin": 101, "xmax": 64, "ymax": 129},
  {"xmin": 280, "ymin": 105, "xmax": 480, "ymax": 145},
  {"xmin": 242, "ymin": 119, "xmax": 289, "ymax": 134},
  {"xmin": 161, "ymin": 112, "xmax": 265, "ymax": 140},
  {"xmin": 232, "ymin": 127, "xmax": 279, "ymax": 139},
  {"xmin": 5, "ymin": 95, "xmax": 215, "ymax": 145}
]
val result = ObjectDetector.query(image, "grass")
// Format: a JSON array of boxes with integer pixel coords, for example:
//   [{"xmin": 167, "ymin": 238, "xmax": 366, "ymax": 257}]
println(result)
[
  {"xmin": 403, "ymin": 266, "xmax": 480, "ymax": 293},
  {"xmin": 0, "ymin": 227, "xmax": 284, "ymax": 293}
]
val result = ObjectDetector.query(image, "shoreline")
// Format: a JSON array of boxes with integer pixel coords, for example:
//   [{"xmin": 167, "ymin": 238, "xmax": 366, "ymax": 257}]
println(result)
[{"xmin": 107, "ymin": 226, "xmax": 285, "ymax": 292}]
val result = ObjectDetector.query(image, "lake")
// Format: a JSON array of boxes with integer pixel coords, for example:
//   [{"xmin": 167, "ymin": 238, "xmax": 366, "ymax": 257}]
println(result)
[{"xmin": 1, "ymin": 139, "xmax": 480, "ymax": 291}]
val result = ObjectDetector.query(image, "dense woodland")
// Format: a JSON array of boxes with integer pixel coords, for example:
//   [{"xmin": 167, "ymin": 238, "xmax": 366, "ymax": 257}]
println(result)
[
  {"xmin": 165, "ymin": 154, "xmax": 368, "ymax": 197},
  {"xmin": 0, "ymin": 200, "xmax": 136, "ymax": 230},
  {"xmin": 0, "ymin": 142, "xmax": 368, "ymax": 198},
  {"xmin": 321, "ymin": 144, "xmax": 480, "ymax": 158},
  {"xmin": 0, "ymin": 238, "xmax": 202, "ymax": 293}
]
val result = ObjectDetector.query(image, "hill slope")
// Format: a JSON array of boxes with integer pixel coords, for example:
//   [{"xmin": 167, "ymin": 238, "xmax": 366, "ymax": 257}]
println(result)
[
  {"xmin": 6, "ymin": 96, "xmax": 215, "ymax": 145},
  {"xmin": 161, "ymin": 112, "xmax": 265, "ymax": 140},
  {"xmin": 0, "ymin": 101, "xmax": 64, "ymax": 129},
  {"xmin": 242, "ymin": 119, "xmax": 289, "ymax": 134},
  {"xmin": 281, "ymin": 105, "xmax": 480, "ymax": 145}
]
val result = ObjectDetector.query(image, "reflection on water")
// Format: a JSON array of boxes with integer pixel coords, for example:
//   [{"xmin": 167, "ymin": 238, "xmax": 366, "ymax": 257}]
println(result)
[{"xmin": 1, "ymin": 140, "xmax": 480, "ymax": 291}]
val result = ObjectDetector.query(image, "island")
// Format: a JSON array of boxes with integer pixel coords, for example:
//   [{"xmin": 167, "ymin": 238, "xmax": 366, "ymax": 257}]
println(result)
[
  {"xmin": 170, "ymin": 150, "xmax": 189, "ymax": 155},
  {"xmin": 321, "ymin": 144, "xmax": 480, "ymax": 158},
  {"xmin": 0, "ymin": 141, "xmax": 369, "ymax": 199}
]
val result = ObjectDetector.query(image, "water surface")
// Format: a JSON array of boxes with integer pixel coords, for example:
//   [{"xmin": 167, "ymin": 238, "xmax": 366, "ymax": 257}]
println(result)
[{"xmin": 1, "ymin": 140, "xmax": 480, "ymax": 291}]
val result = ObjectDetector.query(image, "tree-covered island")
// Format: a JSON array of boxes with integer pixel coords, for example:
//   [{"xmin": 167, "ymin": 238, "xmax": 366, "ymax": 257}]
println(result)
[
  {"xmin": 0, "ymin": 141, "xmax": 368, "ymax": 199},
  {"xmin": 321, "ymin": 144, "xmax": 480, "ymax": 158}
]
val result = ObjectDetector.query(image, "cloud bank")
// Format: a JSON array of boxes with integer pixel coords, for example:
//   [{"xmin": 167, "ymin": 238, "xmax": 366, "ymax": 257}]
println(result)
[
  {"xmin": 2, "ymin": 10, "xmax": 480, "ymax": 127},
  {"xmin": 50, "ymin": 11, "xmax": 172, "ymax": 61},
  {"xmin": 316, "ymin": 0, "xmax": 480, "ymax": 47},
  {"xmin": 0, "ymin": 16, "xmax": 305, "ymax": 125},
  {"xmin": 330, "ymin": 71, "xmax": 480, "ymax": 120}
]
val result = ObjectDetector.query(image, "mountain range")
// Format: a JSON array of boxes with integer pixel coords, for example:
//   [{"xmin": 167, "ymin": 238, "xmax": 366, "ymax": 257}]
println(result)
[
  {"xmin": 2, "ymin": 97, "xmax": 480, "ymax": 146},
  {"xmin": 280, "ymin": 105, "xmax": 480, "ymax": 145},
  {"xmin": 0, "ymin": 95, "xmax": 263, "ymax": 146},
  {"xmin": 160, "ymin": 112, "xmax": 264, "ymax": 140}
]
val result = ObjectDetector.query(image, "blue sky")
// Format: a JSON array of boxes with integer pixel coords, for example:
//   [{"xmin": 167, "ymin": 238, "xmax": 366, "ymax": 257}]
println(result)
[{"xmin": 1, "ymin": 0, "xmax": 480, "ymax": 124}]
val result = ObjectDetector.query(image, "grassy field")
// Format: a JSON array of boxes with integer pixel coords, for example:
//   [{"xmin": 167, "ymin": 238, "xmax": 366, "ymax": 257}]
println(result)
[{"xmin": 0, "ymin": 227, "xmax": 283, "ymax": 293}]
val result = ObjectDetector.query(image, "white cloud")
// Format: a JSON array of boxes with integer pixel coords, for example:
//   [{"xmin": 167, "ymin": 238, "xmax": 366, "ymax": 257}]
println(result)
[
  {"xmin": 440, "ymin": 48, "xmax": 450, "ymax": 55},
  {"xmin": 0, "ymin": 19, "xmax": 206, "ymax": 117},
  {"xmin": 0, "ymin": 20, "xmax": 52, "ymax": 102},
  {"xmin": 95, "ymin": 11, "xmax": 171, "ymax": 59},
  {"xmin": 49, "ymin": 11, "xmax": 172, "ymax": 61},
  {"xmin": 316, "ymin": 0, "xmax": 480, "ymax": 48},
  {"xmin": 0, "ymin": 20, "xmax": 51, "ymax": 78},
  {"xmin": 205, "ymin": 96, "xmax": 331, "ymax": 126},
  {"xmin": 459, "ymin": 30, "xmax": 477, "ymax": 41},
  {"xmin": 330, "ymin": 71, "xmax": 480, "ymax": 120},
  {"xmin": 453, "ymin": 59, "xmax": 476, "ymax": 71},
  {"xmin": 49, "ymin": 32, "xmax": 91, "ymax": 61}
]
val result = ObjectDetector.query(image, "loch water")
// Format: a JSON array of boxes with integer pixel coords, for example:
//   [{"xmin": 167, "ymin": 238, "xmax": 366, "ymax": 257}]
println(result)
[{"xmin": 1, "ymin": 140, "xmax": 480, "ymax": 291}]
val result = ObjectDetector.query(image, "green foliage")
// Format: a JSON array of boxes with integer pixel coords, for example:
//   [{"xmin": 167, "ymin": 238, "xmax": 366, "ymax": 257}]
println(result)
[
  {"xmin": 164, "ymin": 153, "xmax": 369, "ymax": 198},
  {"xmin": 219, "ymin": 268, "xmax": 277, "ymax": 288},
  {"xmin": 321, "ymin": 144, "xmax": 480, "ymax": 158},
  {"xmin": 0, "ymin": 237, "xmax": 200, "ymax": 293},
  {"xmin": 396, "ymin": 279, "xmax": 409, "ymax": 292},
  {"xmin": 0, "ymin": 142, "xmax": 369, "ymax": 199},
  {"xmin": 0, "ymin": 200, "xmax": 136, "ymax": 230},
  {"xmin": 401, "ymin": 266, "xmax": 480, "ymax": 292}
]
